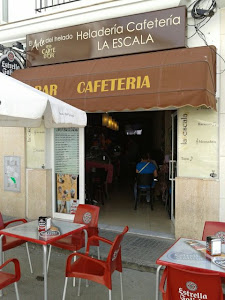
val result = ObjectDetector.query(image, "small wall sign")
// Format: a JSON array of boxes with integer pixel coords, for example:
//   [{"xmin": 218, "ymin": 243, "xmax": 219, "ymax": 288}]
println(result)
[{"xmin": 4, "ymin": 156, "xmax": 21, "ymax": 192}]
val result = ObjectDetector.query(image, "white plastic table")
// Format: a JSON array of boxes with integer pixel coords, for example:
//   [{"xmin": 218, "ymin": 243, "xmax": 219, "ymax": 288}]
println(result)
[
  {"xmin": 0, "ymin": 219, "xmax": 87, "ymax": 300},
  {"xmin": 155, "ymin": 238, "xmax": 225, "ymax": 300}
]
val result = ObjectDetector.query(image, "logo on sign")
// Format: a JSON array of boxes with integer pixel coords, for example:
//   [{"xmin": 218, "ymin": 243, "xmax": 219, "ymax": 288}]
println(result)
[
  {"xmin": 216, "ymin": 231, "xmax": 225, "ymax": 243},
  {"xmin": 179, "ymin": 284, "xmax": 208, "ymax": 299},
  {"xmin": 186, "ymin": 281, "xmax": 198, "ymax": 291},
  {"xmin": 82, "ymin": 212, "xmax": 92, "ymax": 224},
  {"xmin": 112, "ymin": 248, "xmax": 120, "ymax": 261},
  {"xmin": 0, "ymin": 50, "xmax": 24, "ymax": 75},
  {"xmin": 7, "ymin": 51, "xmax": 15, "ymax": 62},
  {"xmin": 42, "ymin": 44, "xmax": 56, "ymax": 60}
]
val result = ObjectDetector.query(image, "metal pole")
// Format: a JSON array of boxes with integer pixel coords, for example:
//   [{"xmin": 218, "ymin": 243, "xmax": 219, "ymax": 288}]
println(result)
[
  {"xmin": 0, "ymin": 235, "xmax": 3, "ymax": 297},
  {"xmin": 155, "ymin": 265, "xmax": 163, "ymax": 300},
  {"xmin": 43, "ymin": 245, "xmax": 48, "ymax": 300}
]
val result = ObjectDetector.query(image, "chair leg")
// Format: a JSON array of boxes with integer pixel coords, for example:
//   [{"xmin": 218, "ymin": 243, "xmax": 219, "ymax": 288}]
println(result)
[
  {"xmin": 78, "ymin": 278, "xmax": 81, "ymax": 296},
  {"xmin": 72, "ymin": 253, "xmax": 76, "ymax": 287},
  {"xmin": 134, "ymin": 184, "xmax": 138, "ymax": 210},
  {"xmin": 150, "ymin": 189, "xmax": 154, "ymax": 210},
  {"xmin": 134, "ymin": 192, "xmax": 139, "ymax": 210},
  {"xmin": 120, "ymin": 272, "xmax": 123, "ymax": 300},
  {"xmin": 150, "ymin": 199, "xmax": 154, "ymax": 211},
  {"xmin": 2, "ymin": 252, "xmax": 4, "ymax": 264},
  {"xmin": 102, "ymin": 185, "xmax": 105, "ymax": 205},
  {"xmin": 109, "ymin": 289, "xmax": 112, "ymax": 300},
  {"xmin": 62, "ymin": 277, "xmax": 68, "ymax": 300},
  {"xmin": 47, "ymin": 245, "xmax": 52, "ymax": 272},
  {"xmin": 26, "ymin": 243, "xmax": 33, "ymax": 274},
  {"xmin": 134, "ymin": 197, "xmax": 138, "ymax": 210},
  {"xmin": 14, "ymin": 282, "xmax": 20, "ymax": 300}
]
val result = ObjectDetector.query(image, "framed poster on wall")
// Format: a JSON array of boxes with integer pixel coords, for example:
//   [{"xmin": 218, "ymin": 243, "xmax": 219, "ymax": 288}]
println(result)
[
  {"xmin": 4, "ymin": 156, "xmax": 21, "ymax": 192},
  {"xmin": 56, "ymin": 173, "xmax": 79, "ymax": 214}
]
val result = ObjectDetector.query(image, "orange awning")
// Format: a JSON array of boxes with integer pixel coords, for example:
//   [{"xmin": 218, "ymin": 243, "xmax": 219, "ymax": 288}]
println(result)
[{"xmin": 13, "ymin": 45, "xmax": 216, "ymax": 112}]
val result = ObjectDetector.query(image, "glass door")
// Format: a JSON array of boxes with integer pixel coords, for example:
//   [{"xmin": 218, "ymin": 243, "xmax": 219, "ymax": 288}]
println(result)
[{"xmin": 169, "ymin": 112, "xmax": 177, "ymax": 223}]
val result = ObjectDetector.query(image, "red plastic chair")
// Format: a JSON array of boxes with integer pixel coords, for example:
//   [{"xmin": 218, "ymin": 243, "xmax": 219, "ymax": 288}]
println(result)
[
  {"xmin": 160, "ymin": 266, "xmax": 224, "ymax": 300},
  {"xmin": 202, "ymin": 221, "xmax": 225, "ymax": 243},
  {"xmin": 202, "ymin": 221, "xmax": 225, "ymax": 286},
  {"xmin": 0, "ymin": 258, "xmax": 21, "ymax": 299},
  {"xmin": 0, "ymin": 213, "xmax": 33, "ymax": 273},
  {"xmin": 47, "ymin": 204, "xmax": 100, "ymax": 273},
  {"xmin": 62, "ymin": 226, "xmax": 129, "ymax": 300}
]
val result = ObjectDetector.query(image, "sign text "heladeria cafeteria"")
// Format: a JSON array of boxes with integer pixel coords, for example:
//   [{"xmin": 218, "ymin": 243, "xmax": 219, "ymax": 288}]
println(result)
[
  {"xmin": 77, "ymin": 15, "xmax": 181, "ymax": 40},
  {"xmin": 26, "ymin": 6, "xmax": 186, "ymax": 66}
]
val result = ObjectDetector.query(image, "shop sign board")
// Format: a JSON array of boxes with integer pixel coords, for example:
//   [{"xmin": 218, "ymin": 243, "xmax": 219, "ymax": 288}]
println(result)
[
  {"xmin": 26, "ymin": 6, "xmax": 186, "ymax": 67},
  {"xmin": 178, "ymin": 107, "xmax": 218, "ymax": 179},
  {"xmin": 0, "ymin": 50, "xmax": 24, "ymax": 75}
]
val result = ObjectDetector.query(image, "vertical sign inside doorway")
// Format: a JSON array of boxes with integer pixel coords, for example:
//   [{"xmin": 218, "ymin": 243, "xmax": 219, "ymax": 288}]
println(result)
[
  {"xmin": 178, "ymin": 107, "xmax": 218, "ymax": 178},
  {"xmin": 54, "ymin": 128, "xmax": 79, "ymax": 214}
]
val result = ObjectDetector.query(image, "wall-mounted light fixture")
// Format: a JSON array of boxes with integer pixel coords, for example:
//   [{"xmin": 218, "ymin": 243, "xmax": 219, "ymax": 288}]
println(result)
[
  {"xmin": 102, "ymin": 113, "xmax": 119, "ymax": 131},
  {"xmin": 102, "ymin": 113, "xmax": 109, "ymax": 126}
]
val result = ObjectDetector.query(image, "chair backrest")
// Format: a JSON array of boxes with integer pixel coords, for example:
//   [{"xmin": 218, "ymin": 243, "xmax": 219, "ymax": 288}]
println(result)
[
  {"xmin": 202, "ymin": 221, "xmax": 225, "ymax": 243},
  {"xmin": 107, "ymin": 226, "xmax": 129, "ymax": 273},
  {"xmin": 92, "ymin": 168, "xmax": 107, "ymax": 183},
  {"xmin": 160, "ymin": 266, "xmax": 223, "ymax": 300},
  {"xmin": 73, "ymin": 204, "xmax": 100, "ymax": 228},
  {"xmin": 0, "ymin": 258, "xmax": 21, "ymax": 290},
  {"xmin": 0, "ymin": 213, "xmax": 5, "ymax": 230},
  {"xmin": 137, "ymin": 173, "xmax": 154, "ymax": 186}
]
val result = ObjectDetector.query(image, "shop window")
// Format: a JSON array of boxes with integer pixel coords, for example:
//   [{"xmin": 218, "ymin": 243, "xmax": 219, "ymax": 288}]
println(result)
[
  {"xmin": 35, "ymin": 0, "xmax": 80, "ymax": 12},
  {"xmin": 0, "ymin": 0, "xmax": 8, "ymax": 23}
]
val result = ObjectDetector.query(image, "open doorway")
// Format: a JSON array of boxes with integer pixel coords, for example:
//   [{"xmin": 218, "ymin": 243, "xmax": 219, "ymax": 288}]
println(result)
[{"xmin": 85, "ymin": 110, "xmax": 176, "ymax": 237}]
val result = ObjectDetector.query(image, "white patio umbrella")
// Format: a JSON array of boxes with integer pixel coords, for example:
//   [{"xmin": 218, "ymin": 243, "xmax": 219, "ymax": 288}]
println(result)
[{"xmin": 0, "ymin": 72, "xmax": 87, "ymax": 128}]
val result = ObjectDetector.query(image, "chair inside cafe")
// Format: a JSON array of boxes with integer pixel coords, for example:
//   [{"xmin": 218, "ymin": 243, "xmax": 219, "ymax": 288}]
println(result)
[
  {"xmin": 134, "ymin": 173, "xmax": 154, "ymax": 210},
  {"xmin": 89, "ymin": 168, "xmax": 107, "ymax": 205}
]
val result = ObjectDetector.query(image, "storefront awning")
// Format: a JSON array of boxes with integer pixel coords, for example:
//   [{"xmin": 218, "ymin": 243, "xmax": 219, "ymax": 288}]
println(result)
[{"xmin": 12, "ymin": 45, "xmax": 216, "ymax": 112}]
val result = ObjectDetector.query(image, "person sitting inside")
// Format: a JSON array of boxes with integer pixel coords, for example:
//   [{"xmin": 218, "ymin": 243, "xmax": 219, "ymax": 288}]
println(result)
[{"xmin": 135, "ymin": 153, "xmax": 158, "ymax": 203}]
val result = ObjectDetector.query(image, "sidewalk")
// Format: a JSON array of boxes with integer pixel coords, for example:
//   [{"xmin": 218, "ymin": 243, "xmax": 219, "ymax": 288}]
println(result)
[
  {"xmin": 1, "ymin": 216, "xmax": 174, "ymax": 299},
  {"xmin": 97, "ymin": 227, "xmax": 174, "ymax": 272}
]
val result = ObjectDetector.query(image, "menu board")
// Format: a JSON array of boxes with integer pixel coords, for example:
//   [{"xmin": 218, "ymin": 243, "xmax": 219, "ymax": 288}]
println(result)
[
  {"xmin": 54, "ymin": 128, "xmax": 79, "ymax": 174},
  {"xmin": 178, "ymin": 107, "xmax": 218, "ymax": 178},
  {"xmin": 54, "ymin": 128, "xmax": 80, "ymax": 214},
  {"xmin": 26, "ymin": 123, "xmax": 45, "ymax": 169}
]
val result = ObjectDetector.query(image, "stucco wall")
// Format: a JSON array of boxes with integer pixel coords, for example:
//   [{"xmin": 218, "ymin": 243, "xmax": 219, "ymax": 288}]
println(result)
[
  {"xmin": 175, "ymin": 177, "xmax": 220, "ymax": 240},
  {"xmin": 26, "ymin": 169, "xmax": 52, "ymax": 219},
  {"xmin": 0, "ymin": 127, "xmax": 26, "ymax": 218}
]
